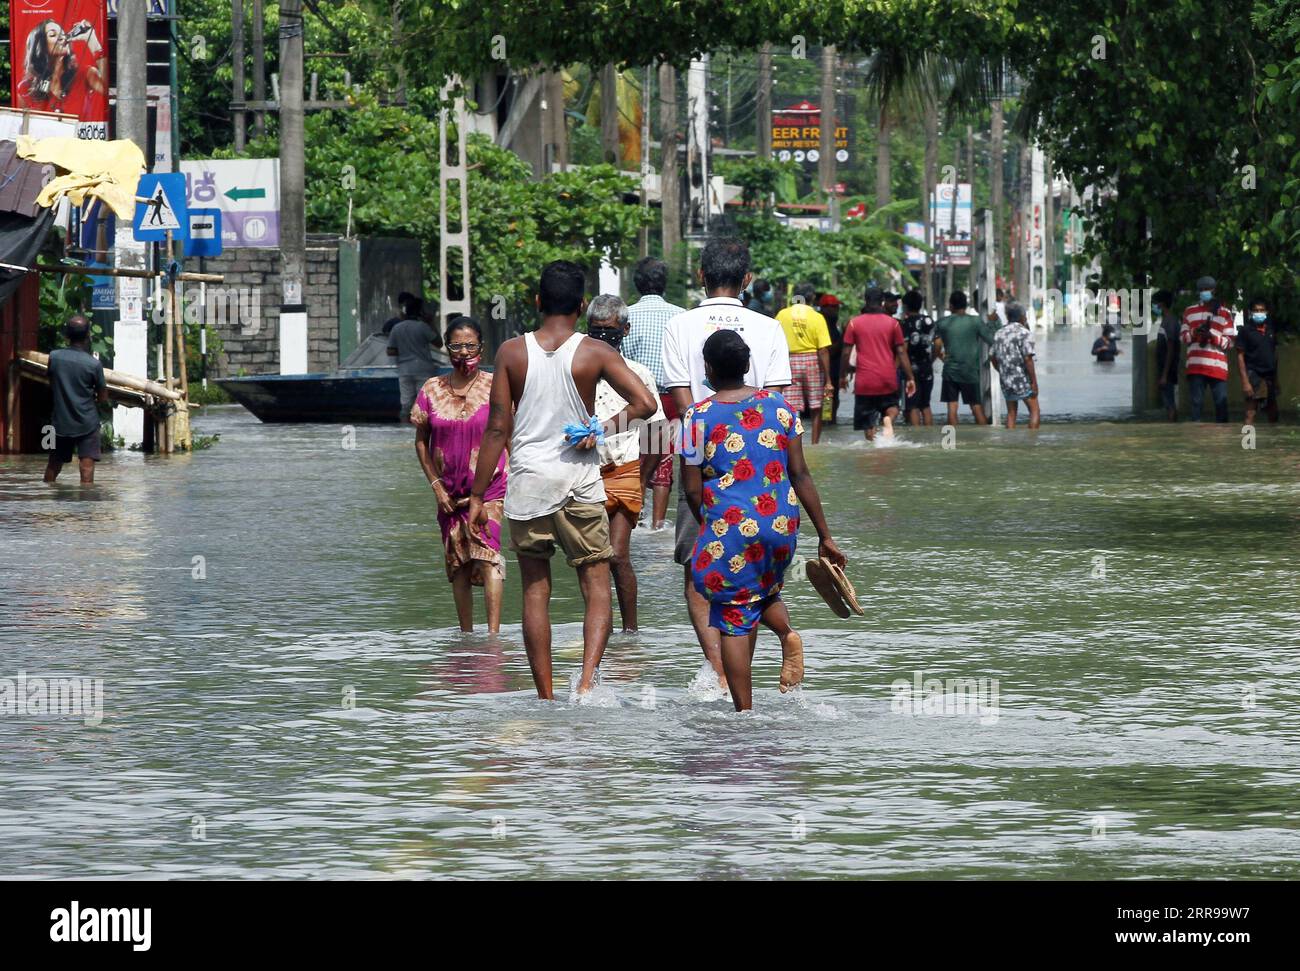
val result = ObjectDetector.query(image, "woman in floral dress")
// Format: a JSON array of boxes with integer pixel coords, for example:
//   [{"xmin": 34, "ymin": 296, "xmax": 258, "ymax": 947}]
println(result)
[
  {"xmin": 412, "ymin": 317, "xmax": 507, "ymax": 633},
  {"xmin": 681, "ymin": 329, "xmax": 846, "ymax": 711}
]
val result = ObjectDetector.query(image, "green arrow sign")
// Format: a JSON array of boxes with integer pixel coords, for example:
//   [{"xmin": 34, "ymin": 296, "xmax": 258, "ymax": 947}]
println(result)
[{"xmin": 225, "ymin": 187, "xmax": 267, "ymax": 201}]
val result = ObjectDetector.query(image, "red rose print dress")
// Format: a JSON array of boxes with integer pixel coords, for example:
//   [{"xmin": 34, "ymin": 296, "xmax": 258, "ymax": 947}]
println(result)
[{"xmin": 682, "ymin": 390, "xmax": 804, "ymax": 635}]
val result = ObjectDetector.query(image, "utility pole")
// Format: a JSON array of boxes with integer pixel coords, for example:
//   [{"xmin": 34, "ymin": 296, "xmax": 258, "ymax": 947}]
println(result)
[
  {"xmin": 600, "ymin": 64, "xmax": 620, "ymax": 166},
  {"xmin": 658, "ymin": 63, "xmax": 680, "ymax": 267},
  {"xmin": 944, "ymin": 141, "xmax": 960, "ymax": 301},
  {"xmin": 990, "ymin": 99, "xmax": 1003, "ymax": 285},
  {"xmin": 686, "ymin": 56, "xmax": 710, "ymax": 235},
  {"xmin": 278, "ymin": 0, "xmax": 307, "ymax": 375},
  {"xmin": 922, "ymin": 98, "xmax": 938, "ymax": 311},
  {"xmin": 252, "ymin": 0, "xmax": 267, "ymax": 137},
  {"xmin": 818, "ymin": 45, "xmax": 837, "ymax": 199},
  {"xmin": 639, "ymin": 65, "xmax": 651, "ymax": 258},
  {"xmin": 114, "ymin": 0, "xmax": 149, "ymax": 449},
  {"xmin": 232, "ymin": 0, "xmax": 246, "ymax": 151},
  {"xmin": 966, "ymin": 124, "xmax": 975, "ymax": 293},
  {"xmin": 756, "ymin": 43, "xmax": 772, "ymax": 159}
]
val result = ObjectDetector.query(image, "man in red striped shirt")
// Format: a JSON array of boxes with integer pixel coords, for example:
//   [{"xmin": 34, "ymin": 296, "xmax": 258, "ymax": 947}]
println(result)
[{"xmin": 1180, "ymin": 275, "xmax": 1236, "ymax": 422}]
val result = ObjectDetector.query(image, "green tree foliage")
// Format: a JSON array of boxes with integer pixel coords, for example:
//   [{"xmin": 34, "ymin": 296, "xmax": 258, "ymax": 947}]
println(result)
[{"xmin": 1016, "ymin": 0, "xmax": 1295, "ymax": 316}]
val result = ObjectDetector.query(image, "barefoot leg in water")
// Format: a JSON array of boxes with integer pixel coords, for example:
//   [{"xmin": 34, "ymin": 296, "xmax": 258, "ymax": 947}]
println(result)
[
  {"xmin": 760, "ymin": 597, "xmax": 803, "ymax": 692},
  {"xmin": 719, "ymin": 633, "xmax": 757, "ymax": 711}
]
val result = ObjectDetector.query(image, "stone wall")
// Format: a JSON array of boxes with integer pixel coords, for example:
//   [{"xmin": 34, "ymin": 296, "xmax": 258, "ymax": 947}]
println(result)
[{"xmin": 202, "ymin": 234, "xmax": 340, "ymax": 376}]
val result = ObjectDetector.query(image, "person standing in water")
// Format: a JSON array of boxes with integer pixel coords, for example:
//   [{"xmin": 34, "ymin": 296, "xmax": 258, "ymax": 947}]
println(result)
[
  {"xmin": 989, "ymin": 302, "xmax": 1041, "ymax": 429},
  {"xmin": 840, "ymin": 286, "xmax": 915, "ymax": 441},
  {"xmin": 587, "ymin": 294, "xmax": 666, "ymax": 633},
  {"xmin": 468, "ymin": 262, "xmax": 657, "ymax": 699},
  {"xmin": 43, "ymin": 315, "xmax": 107, "ymax": 485},
  {"xmin": 681, "ymin": 330, "xmax": 846, "ymax": 712},
  {"xmin": 411, "ymin": 316, "xmax": 506, "ymax": 633},
  {"xmin": 661, "ymin": 236, "xmax": 792, "ymax": 693}
]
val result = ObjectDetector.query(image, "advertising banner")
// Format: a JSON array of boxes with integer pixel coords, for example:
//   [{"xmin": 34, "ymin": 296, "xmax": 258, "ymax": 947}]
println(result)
[{"xmin": 9, "ymin": 0, "xmax": 110, "ymax": 139}]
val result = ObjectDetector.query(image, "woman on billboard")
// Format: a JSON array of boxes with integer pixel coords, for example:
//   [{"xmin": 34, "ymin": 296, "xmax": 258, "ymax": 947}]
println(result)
[{"xmin": 16, "ymin": 18, "xmax": 106, "ymax": 119}]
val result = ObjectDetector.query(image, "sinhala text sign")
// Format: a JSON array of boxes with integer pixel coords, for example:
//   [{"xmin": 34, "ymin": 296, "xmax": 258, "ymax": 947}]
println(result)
[{"xmin": 178, "ymin": 158, "xmax": 281, "ymax": 248}]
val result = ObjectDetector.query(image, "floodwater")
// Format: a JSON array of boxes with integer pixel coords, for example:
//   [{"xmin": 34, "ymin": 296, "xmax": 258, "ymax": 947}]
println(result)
[{"xmin": 2, "ymin": 327, "xmax": 1298, "ymax": 879}]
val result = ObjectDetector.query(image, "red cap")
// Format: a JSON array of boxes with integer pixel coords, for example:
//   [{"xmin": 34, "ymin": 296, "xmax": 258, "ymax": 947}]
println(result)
[{"xmin": 818, "ymin": 294, "xmax": 841, "ymax": 307}]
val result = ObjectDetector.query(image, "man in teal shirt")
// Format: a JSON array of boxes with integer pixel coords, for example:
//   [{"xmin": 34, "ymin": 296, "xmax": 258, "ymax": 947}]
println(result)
[{"xmin": 934, "ymin": 290, "xmax": 995, "ymax": 425}]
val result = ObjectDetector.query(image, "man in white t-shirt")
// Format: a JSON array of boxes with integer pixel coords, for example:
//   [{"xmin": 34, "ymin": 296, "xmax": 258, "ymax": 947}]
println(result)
[{"xmin": 661, "ymin": 236, "xmax": 792, "ymax": 690}]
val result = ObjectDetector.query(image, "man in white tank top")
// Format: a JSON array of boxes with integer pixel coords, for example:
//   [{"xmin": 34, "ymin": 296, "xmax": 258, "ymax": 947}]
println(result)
[{"xmin": 469, "ymin": 261, "xmax": 657, "ymax": 699}]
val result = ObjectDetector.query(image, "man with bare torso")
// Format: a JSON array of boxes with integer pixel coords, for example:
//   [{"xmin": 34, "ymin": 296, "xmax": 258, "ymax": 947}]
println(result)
[{"xmin": 469, "ymin": 261, "xmax": 657, "ymax": 699}]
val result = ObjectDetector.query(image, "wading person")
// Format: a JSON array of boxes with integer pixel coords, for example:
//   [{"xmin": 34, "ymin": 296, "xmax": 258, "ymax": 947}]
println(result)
[
  {"xmin": 1236, "ymin": 298, "xmax": 1280, "ymax": 426},
  {"xmin": 934, "ymin": 290, "xmax": 992, "ymax": 426},
  {"xmin": 775, "ymin": 282, "xmax": 834, "ymax": 444},
  {"xmin": 840, "ymin": 287, "xmax": 915, "ymax": 441},
  {"xmin": 1181, "ymin": 275, "xmax": 1235, "ymax": 423},
  {"xmin": 818, "ymin": 293, "xmax": 844, "ymax": 423},
  {"xmin": 469, "ymin": 261, "xmax": 656, "ymax": 699},
  {"xmin": 43, "ymin": 315, "xmax": 107, "ymax": 485},
  {"xmin": 388, "ymin": 296, "xmax": 443, "ymax": 422},
  {"xmin": 900, "ymin": 289, "xmax": 937, "ymax": 426},
  {"xmin": 990, "ymin": 302, "xmax": 1041, "ymax": 429},
  {"xmin": 1153, "ymin": 289, "xmax": 1179, "ymax": 421},
  {"xmin": 681, "ymin": 330, "xmax": 846, "ymax": 711},
  {"xmin": 587, "ymin": 295, "xmax": 666, "ymax": 633},
  {"xmin": 1091, "ymin": 323, "xmax": 1120, "ymax": 362},
  {"xmin": 623, "ymin": 256, "xmax": 685, "ymax": 529},
  {"xmin": 412, "ymin": 316, "xmax": 506, "ymax": 634},
  {"xmin": 662, "ymin": 236, "xmax": 792, "ymax": 693}
]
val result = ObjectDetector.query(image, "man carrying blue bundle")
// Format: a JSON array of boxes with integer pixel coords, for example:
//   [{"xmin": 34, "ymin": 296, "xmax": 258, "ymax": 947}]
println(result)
[{"xmin": 469, "ymin": 261, "xmax": 657, "ymax": 700}]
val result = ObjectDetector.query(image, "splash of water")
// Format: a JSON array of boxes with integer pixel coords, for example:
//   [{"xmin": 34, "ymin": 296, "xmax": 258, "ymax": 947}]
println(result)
[{"xmin": 685, "ymin": 661, "xmax": 731, "ymax": 703}]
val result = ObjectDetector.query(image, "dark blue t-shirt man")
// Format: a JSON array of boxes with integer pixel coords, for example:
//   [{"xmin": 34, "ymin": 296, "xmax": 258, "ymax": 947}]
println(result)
[{"xmin": 44, "ymin": 316, "xmax": 107, "ymax": 484}]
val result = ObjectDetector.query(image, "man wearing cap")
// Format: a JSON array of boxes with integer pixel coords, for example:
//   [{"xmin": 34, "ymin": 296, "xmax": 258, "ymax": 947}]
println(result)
[
  {"xmin": 818, "ymin": 293, "xmax": 844, "ymax": 423},
  {"xmin": 1180, "ymin": 275, "xmax": 1236, "ymax": 422}
]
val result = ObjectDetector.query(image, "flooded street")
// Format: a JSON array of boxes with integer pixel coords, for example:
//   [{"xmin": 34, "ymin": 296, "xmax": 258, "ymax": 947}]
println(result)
[{"xmin": 3, "ymin": 328, "xmax": 1299, "ymax": 879}]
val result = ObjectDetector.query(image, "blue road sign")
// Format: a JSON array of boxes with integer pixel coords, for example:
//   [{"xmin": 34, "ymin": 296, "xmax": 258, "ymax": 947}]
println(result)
[
  {"xmin": 133, "ymin": 173, "xmax": 189, "ymax": 242},
  {"xmin": 186, "ymin": 209, "xmax": 223, "ymax": 257}
]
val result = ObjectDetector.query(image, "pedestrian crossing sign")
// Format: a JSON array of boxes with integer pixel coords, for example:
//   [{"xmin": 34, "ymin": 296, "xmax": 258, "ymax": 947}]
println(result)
[{"xmin": 133, "ymin": 174, "xmax": 189, "ymax": 242}]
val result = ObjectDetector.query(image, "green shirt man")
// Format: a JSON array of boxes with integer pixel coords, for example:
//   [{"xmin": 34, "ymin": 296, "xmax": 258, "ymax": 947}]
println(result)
[{"xmin": 934, "ymin": 311, "xmax": 996, "ymax": 384}]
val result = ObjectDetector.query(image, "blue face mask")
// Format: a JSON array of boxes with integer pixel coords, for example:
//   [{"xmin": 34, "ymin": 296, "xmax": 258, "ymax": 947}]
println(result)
[
  {"xmin": 1251, "ymin": 312, "xmax": 1267, "ymax": 323},
  {"xmin": 1199, "ymin": 290, "xmax": 1214, "ymax": 302},
  {"xmin": 1152, "ymin": 306, "xmax": 1163, "ymax": 318}
]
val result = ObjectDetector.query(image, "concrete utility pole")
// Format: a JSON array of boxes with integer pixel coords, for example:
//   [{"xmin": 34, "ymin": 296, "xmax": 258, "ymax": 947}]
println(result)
[
  {"xmin": 232, "ymin": 0, "xmax": 246, "ymax": 151},
  {"xmin": 601, "ymin": 64, "xmax": 620, "ymax": 166},
  {"xmin": 818, "ymin": 45, "xmax": 837, "ymax": 198},
  {"xmin": 639, "ymin": 65, "xmax": 651, "ymax": 258},
  {"xmin": 922, "ymin": 98, "xmax": 938, "ymax": 311},
  {"xmin": 278, "ymin": 0, "xmax": 308, "ymax": 374},
  {"xmin": 113, "ymin": 0, "xmax": 149, "ymax": 449},
  {"xmin": 252, "ymin": 0, "xmax": 267, "ymax": 137},
  {"xmin": 686, "ymin": 56, "xmax": 709, "ymax": 235},
  {"xmin": 990, "ymin": 99, "xmax": 1004, "ymax": 280},
  {"xmin": 658, "ymin": 63, "xmax": 680, "ymax": 266},
  {"xmin": 756, "ymin": 44, "xmax": 772, "ymax": 159},
  {"xmin": 117, "ymin": 0, "xmax": 148, "ymax": 151}
]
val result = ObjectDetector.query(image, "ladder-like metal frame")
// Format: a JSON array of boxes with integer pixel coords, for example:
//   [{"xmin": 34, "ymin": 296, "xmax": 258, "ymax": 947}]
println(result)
[{"xmin": 439, "ymin": 81, "xmax": 472, "ymax": 323}]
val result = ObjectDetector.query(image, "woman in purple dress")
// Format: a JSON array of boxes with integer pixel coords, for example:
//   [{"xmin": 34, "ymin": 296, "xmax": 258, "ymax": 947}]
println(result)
[{"xmin": 412, "ymin": 317, "xmax": 507, "ymax": 632}]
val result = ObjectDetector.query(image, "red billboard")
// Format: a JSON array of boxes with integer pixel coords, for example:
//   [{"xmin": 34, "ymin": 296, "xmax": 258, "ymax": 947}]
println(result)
[{"xmin": 9, "ymin": 1, "xmax": 109, "ymax": 139}]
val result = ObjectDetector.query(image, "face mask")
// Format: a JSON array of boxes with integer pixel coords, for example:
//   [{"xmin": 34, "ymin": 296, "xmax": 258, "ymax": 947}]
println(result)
[
  {"xmin": 1199, "ymin": 290, "xmax": 1214, "ymax": 302},
  {"xmin": 454, "ymin": 354, "xmax": 481, "ymax": 373},
  {"xmin": 1251, "ymin": 313, "xmax": 1267, "ymax": 324},
  {"xmin": 1152, "ymin": 306, "xmax": 1162, "ymax": 318},
  {"xmin": 761, "ymin": 291, "xmax": 773, "ymax": 304},
  {"xmin": 589, "ymin": 328, "xmax": 623, "ymax": 350}
]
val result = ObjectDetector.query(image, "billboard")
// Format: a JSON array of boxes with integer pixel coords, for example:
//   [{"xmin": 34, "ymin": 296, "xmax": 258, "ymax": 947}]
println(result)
[
  {"xmin": 770, "ymin": 100, "xmax": 850, "ymax": 166},
  {"xmin": 930, "ymin": 182, "xmax": 972, "ymax": 266},
  {"xmin": 9, "ymin": 0, "xmax": 109, "ymax": 139}
]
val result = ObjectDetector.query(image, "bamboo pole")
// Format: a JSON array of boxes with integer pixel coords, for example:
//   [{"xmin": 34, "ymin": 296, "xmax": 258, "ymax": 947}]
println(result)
[{"xmin": 18, "ymin": 350, "xmax": 183, "ymax": 400}]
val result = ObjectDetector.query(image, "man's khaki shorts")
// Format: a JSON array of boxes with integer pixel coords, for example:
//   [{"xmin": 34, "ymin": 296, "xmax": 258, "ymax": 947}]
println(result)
[{"xmin": 508, "ymin": 499, "xmax": 612, "ymax": 566}]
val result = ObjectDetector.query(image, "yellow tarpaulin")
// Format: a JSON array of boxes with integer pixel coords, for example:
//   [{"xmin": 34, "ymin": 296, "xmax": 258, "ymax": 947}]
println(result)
[{"xmin": 15, "ymin": 136, "xmax": 144, "ymax": 219}]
